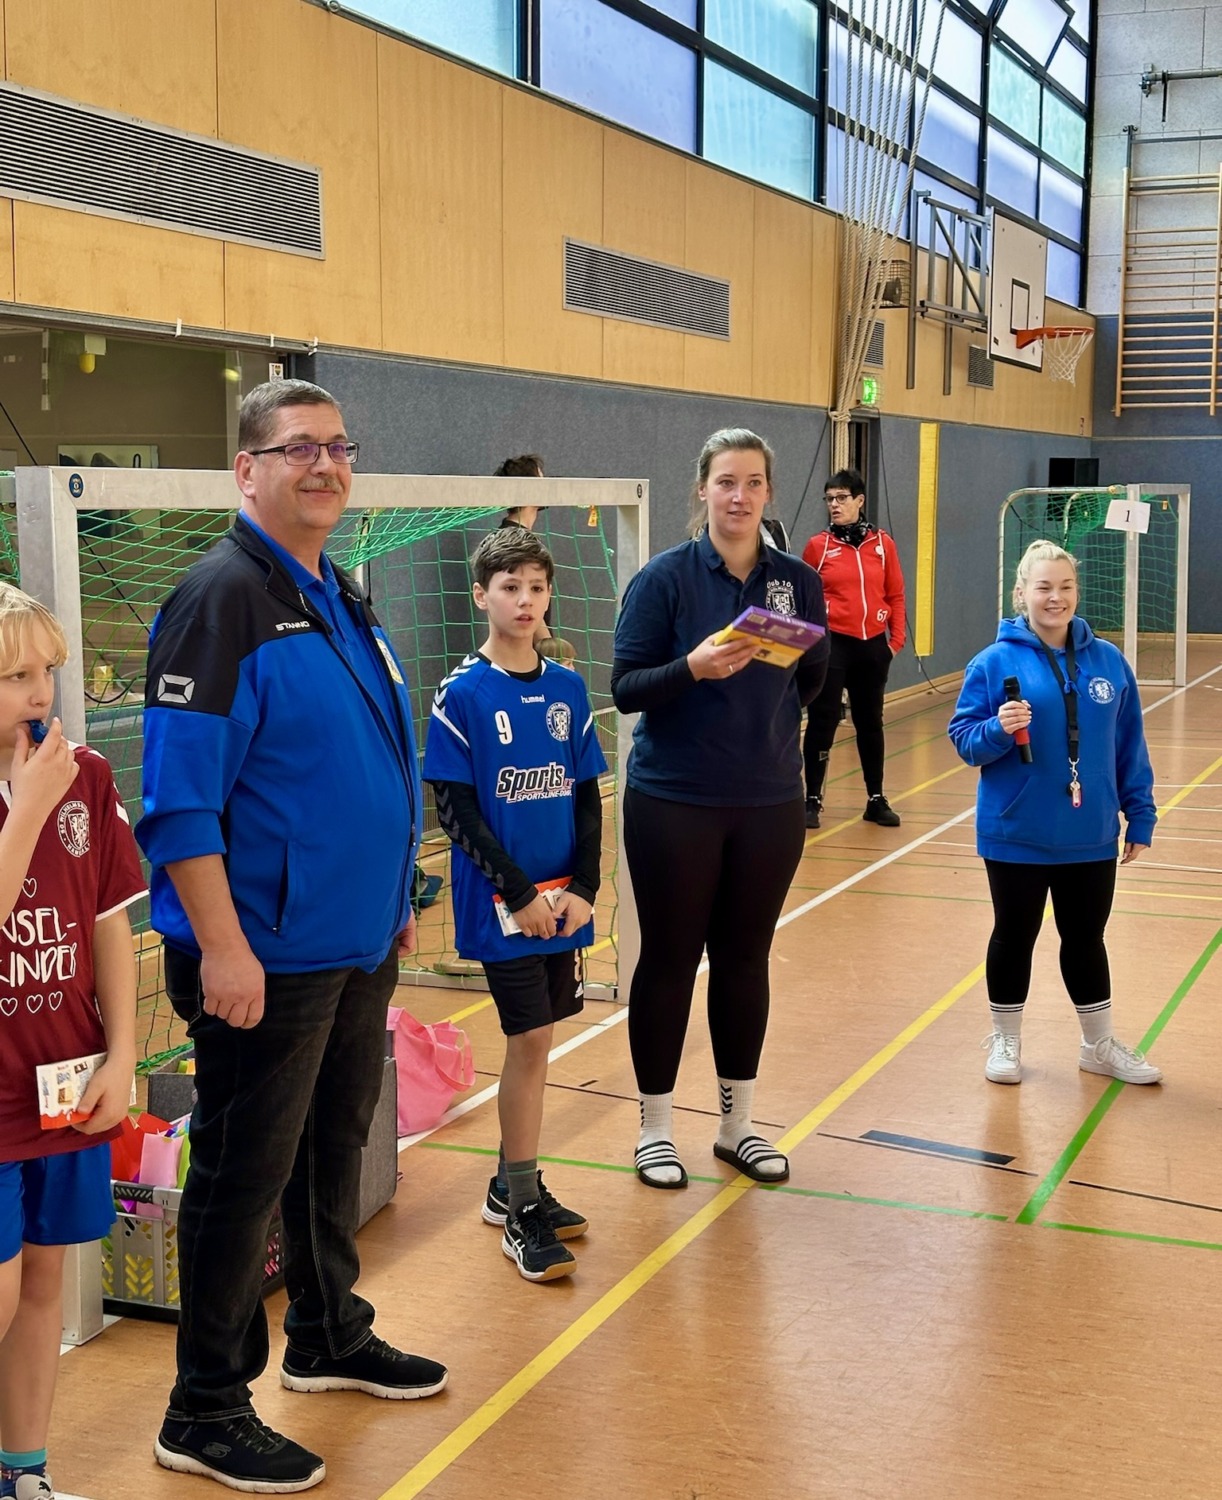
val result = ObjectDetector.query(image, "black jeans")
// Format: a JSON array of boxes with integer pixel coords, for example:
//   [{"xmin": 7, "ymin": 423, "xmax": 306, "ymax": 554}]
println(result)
[
  {"xmin": 163, "ymin": 944, "xmax": 398, "ymax": 1419},
  {"xmin": 623, "ymin": 789, "xmax": 807, "ymax": 1095},
  {"xmin": 803, "ymin": 631, "xmax": 894, "ymax": 799},
  {"xmin": 983, "ymin": 858, "xmax": 1116, "ymax": 1010}
]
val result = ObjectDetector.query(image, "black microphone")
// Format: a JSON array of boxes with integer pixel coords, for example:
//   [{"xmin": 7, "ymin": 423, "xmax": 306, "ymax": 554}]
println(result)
[{"xmin": 1003, "ymin": 676, "xmax": 1033, "ymax": 764}]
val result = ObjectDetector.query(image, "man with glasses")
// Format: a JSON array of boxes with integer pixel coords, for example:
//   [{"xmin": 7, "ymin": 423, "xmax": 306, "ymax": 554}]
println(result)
[{"xmin": 138, "ymin": 379, "xmax": 447, "ymax": 1493}]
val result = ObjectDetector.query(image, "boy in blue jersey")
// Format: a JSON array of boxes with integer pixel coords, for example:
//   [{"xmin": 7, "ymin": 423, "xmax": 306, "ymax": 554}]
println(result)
[{"xmin": 424, "ymin": 529, "xmax": 606, "ymax": 1281}]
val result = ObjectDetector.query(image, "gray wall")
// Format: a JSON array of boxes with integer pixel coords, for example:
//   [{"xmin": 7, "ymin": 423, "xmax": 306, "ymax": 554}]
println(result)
[{"xmin": 306, "ymin": 349, "xmax": 1099, "ymax": 685}]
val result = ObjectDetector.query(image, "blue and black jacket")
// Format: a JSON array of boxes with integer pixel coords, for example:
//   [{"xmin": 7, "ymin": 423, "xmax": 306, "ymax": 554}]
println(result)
[
  {"xmin": 948, "ymin": 614, "xmax": 1156, "ymax": 864},
  {"xmin": 137, "ymin": 514, "xmax": 420, "ymax": 973}
]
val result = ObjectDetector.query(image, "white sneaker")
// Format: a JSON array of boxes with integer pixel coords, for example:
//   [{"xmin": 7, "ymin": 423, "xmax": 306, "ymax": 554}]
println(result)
[
  {"xmin": 982, "ymin": 1031, "xmax": 1022, "ymax": 1084},
  {"xmin": 1079, "ymin": 1036, "xmax": 1162, "ymax": 1085}
]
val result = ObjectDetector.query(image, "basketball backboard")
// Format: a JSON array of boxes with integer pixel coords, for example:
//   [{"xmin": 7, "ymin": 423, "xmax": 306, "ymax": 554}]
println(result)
[{"xmin": 988, "ymin": 212, "xmax": 1047, "ymax": 369}]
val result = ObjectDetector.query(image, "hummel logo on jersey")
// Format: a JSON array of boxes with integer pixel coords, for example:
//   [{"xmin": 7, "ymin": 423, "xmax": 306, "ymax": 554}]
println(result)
[
  {"xmin": 496, "ymin": 763, "xmax": 573, "ymax": 802},
  {"xmin": 157, "ymin": 674, "xmax": 195, "ymax": 704},
  {"xmin": 275, "ymin": 620, "xmax": 312, "ymax": 632},
  {"xmin": 520, "ymin": 694, "xmax": 545, "ymax": 704}
]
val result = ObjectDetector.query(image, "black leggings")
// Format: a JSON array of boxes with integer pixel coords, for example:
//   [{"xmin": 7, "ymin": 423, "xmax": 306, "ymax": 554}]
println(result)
[
  {"xmin": 803, "ymin": 632, "xmax": 893, "ymax": 799},
  {"xmin": 623, "ymin": 788, "xmax": 807, "ymax": 1096},
  {"xmin": 984, "ymin": 858, "xmax": 1117, "ymax": 1010}
]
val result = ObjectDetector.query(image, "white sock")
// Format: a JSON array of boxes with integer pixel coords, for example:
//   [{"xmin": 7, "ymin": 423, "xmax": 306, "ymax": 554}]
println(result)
[
  {"xmin": 1077, "ymin": 1000, "xmax": 1113, "ymax": 1046},
  {"xmin": 636, "ymin": 1093, "xmax": 683, "ymax": 1186},
  {"xmin": 716, "ymin": 1077, "xmax": 787, "ymax": 1179},
  {"xmin": 990, "ymin": 1005, "xmax": 1024, "ymax": 1038}
]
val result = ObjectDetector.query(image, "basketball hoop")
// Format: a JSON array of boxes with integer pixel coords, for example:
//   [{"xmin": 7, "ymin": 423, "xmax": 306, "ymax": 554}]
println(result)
[{"xmin": 1014, "ymin": 325, "xmax": 1095, "ymax": 385}]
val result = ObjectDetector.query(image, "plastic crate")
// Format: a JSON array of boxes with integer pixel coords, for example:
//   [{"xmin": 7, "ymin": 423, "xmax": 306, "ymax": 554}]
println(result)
[{"xmin": 101, "ymin": 1183, "xmax": 282, "ymax": 1322}]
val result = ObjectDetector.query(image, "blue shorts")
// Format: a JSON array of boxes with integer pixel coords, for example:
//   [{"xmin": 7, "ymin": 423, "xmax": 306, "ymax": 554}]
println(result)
[{"xmin": 0, "ymin": 1145, "xmax": 115, "ymax": 1262}]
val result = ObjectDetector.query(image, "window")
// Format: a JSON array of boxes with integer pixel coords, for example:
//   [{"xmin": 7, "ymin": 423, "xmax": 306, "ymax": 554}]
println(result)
[
  {"xmin": 920, "ymin": 8, "xmax": 983, "ymax": 105},
  {"xmin": 1046, "ymin": 37, "xmax": 1088, "ymax": 102},
  {"xmin": 989, "ymin": 45, "xmax": 1041, "ymax": 145},
  {"xmin": 986, "ymin": 126, "xmax": 1039, "ymax": 216},
  {"xmin": 1046, "ymin": 241, "xmax": 1081, "ymax": 305},
  {"xmin": 912, "ymin": 171, "xmax": 981, "ymax": 265},
  {"xmin": 704, "ymin": 60, "xmax": 816, "ymax": 198},
  {"xmin": 345, "ymin": 0, "xmax": 517, "ymax": 75},
  {"xmin": 642, "ymin": 0, "xmax": 698, "ymax": 20},
  {"xmin": 1041, "ymin": 86, "xmax": 1086, "ymax": 174},
  {"xmin": 539, "ymin": 0, "xmax": 697, "ymax": 152},
  {"xmin": 706, "ymin": 0, "xmax": 819, "ymax": 95},
  {"xmin": 826, "ymin": 125, "xmax": 910, "ymax": 233},
  {"xmin": 1038, "ymin": 162, "xmax": 1083, "ymax": 239},
  {"xmin": 920, "ymin": 88, "xmax": 980, "ymax": 186},
  {"xmin": 1067, "ymin": 0, "xmax": 1091, "ymax": 41},
  {"xmin": 995, "ymin": 0, "xmax": 1070, "ymax": 68},
  {"xmin": 829, "ymin": 23, "xmax": 913, "ymax": 136}
]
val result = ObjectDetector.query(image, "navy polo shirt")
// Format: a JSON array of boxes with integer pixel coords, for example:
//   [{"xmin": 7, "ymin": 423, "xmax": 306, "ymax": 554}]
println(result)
[{"xmin": 614, "ymin": 531, "xmax": 827, "ymax": 807}]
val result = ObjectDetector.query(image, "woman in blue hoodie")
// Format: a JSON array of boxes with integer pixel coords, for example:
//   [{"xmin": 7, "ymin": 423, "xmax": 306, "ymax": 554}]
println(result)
[{"xmin": 948, "ymin": 540, "xmax": 1161, "ymax": 1087}]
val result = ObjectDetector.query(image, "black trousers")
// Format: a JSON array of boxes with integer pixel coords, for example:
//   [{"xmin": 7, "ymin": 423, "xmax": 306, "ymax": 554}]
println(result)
[
  {"xmin": 983, "ymin": 858, "xmax": 1116, "ymax": 1010},
  {"xmin": 623, "ymin": 788, "xmax": 806, "ymax": 1096},
  {"xmin": 803, "ymin": 631, "xmax": 893, "ymax": 799}
]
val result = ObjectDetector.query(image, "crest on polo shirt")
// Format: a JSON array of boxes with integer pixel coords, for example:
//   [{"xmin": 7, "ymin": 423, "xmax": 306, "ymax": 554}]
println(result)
[
  {"xmin": 58, "ymin": 800, "xmax": 90, "ymax": 857},
  {"xmin": 546, "ymin": 702, "xmax": 572, "ymax": 741},
  {"xmin": 765, "ymin": 580, "xmax": 797, "ymax": 616}
]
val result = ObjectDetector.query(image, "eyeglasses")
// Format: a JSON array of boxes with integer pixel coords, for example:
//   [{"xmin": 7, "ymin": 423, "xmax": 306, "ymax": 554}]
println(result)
[
  {"xmin": 825, "ymin": 491, "xmax": 855, "ymax": 503},
  {"xmin": 248, "ymin": 441, "xmax": 360, "ymax": 467}
]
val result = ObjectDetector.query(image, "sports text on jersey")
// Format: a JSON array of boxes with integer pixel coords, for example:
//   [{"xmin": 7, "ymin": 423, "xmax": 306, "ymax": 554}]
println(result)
[{"xmin": 495, "ymin": 763, "xmax": 574, "ymax": 802}]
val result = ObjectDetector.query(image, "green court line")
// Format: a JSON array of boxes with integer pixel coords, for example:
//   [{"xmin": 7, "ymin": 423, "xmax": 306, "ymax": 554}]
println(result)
[
  {"xmin": 1041, "ymin": 1222, "xmax": 1222, "ymax": 1254},
  {"xmin": 1015, "ymin": 924, "xmax": 1222, "ymax": 1226}
]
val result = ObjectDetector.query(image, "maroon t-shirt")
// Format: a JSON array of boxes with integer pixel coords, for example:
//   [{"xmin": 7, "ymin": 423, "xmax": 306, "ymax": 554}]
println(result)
[{"xmin": 0, "ymin": 746, "xmax": 146, "ymax": 1163}]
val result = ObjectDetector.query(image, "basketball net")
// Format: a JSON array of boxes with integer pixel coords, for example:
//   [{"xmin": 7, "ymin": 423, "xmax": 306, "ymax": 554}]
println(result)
[{"xmin": 1014, "ymin": 325, "xmax": 1095, "ymax": 385}]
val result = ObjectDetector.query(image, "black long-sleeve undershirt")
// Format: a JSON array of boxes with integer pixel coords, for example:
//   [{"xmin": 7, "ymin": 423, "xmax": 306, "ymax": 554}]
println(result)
[
  {"xmin": 611, "ymin": 641, "xmax": 827, "ymax": 715},
  {"xmin": 429, "ymin": 777, "xmax": 603, "ymax": 913}
]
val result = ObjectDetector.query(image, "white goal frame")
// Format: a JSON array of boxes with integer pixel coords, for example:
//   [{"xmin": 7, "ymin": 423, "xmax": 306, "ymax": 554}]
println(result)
[{"xmin": 998, "ymin": 483, "xmax": 1191, "ymax": 687}]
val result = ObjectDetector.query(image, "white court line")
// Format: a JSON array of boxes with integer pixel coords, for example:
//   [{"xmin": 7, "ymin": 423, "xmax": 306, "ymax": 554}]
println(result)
[{"xmin": 400, "ymin": 659, "xmax": 1222, "ymax": 1150}]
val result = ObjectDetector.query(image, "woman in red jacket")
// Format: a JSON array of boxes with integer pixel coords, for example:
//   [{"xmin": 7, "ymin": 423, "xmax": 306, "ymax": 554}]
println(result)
[{"xmin": 801, "ymin": 469, "xmax": 906, "ymax": 829}]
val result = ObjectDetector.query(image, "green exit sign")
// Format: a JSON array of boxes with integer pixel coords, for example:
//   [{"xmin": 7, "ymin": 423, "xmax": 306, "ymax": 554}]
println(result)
[{"xmin": 860, "ymin": 375, "xmax": 881, "ymax": 406}]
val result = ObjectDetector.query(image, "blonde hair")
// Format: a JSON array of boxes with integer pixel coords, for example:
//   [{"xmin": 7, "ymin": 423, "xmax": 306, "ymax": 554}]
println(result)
[
  {"xmin": 1012, "ymin": 540, "xmax": 1079, "ymax": 614},
  {"xmin": 0, "ymin": 582, "xmax": 69, "ymax": 677},
  {"xmin": 687, "ymin": 428, "xmax": 775, "ymax": 538},
  {"xmin": 539, "ymin": 635, "xmax": 577, "ymax": 667}
]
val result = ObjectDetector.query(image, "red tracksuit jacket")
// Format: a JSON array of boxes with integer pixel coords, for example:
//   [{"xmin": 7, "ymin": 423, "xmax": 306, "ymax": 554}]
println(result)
[{"xmin": 801, "ymin": 527, "xmax": 907, "ymax": 651}]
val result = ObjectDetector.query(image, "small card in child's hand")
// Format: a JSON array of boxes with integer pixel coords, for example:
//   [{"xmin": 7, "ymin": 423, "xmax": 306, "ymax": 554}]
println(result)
[{"xmin": 36, "ymin": 1051, "xmax": 107, "ymax": 1129}]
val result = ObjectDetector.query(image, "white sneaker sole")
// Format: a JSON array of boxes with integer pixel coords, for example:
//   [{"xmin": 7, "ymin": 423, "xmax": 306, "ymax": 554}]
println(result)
[
  {"xmin": 154, "ymin": 1439, "xmax": 325, "ymax": 1493},
  {"xmin": 279, "ymin": 1369, "xmax": 448, "ymax": 1399},
  {"xmin": 985, "ymin": 1065, "xmax": 1022, "ymax": 1084},
  {"xmin": 1079, "ymin": 1058, "xmax": 1162, "ymax": 1085},
  {"xmin": 501, "ymin": 1236, "xmax": 576, "ymax": 1282}
]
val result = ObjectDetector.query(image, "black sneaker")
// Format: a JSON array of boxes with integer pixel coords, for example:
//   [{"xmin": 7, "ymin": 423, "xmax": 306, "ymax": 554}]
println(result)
[
  {"xmin": 154, "ymin": 1412, "xmax": 325, "ymax": 1493},
  {"xmin": 863, "ymin": 794, "xmax": 901, "ymax": 827},
  {"xmin": 804, "ymin": 796, "xmax": 822, "ymax": 830},
  {"xmin": 280, "ymin": 1334, "xmax": 448, "ymax": 1400},
  {"xmin": 481, "ymin": 1172, "xmax": 589, "ymax": 1240},
  {"xmin": 502, "ymin": 1200, "xmax": 577, "ymax": 1281}
]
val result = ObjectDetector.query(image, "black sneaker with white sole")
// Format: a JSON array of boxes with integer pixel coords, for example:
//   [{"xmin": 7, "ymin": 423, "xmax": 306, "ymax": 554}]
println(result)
[
  {"xmin": 502, "ymin": 1200, "xmax": 577, "ymax": 1281},
  {"xmin": 280, "ymin": 1333, "xmax": 448, "ymax": 1399},
  {"xmin": 154, "ymin": 1412, "xmax": 325, "ymax": 1493},
  {"xmin": 481, "ymin": 1171, "xmax": 589, "ymax": 1240},
  {"xmin": 863, "ymin": 794, "xmax": 901, "ymax": 827}
]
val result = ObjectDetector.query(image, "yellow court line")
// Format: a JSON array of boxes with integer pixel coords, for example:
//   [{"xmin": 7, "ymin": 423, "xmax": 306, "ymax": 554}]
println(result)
[
  {"xmin": 392, "ymin": 755, "xmax": 1222, "ymax": 1494},
  {"xmin": 379, "ymin": 955, "xmax": 987, "ymax": 1500},
  {"xmin": 804, "ymin": 761, "xmax": 967, "ymax": 848},
  {"xmin": 441, "ymin": 935, "xmax": 617, "ymax": 1024}
]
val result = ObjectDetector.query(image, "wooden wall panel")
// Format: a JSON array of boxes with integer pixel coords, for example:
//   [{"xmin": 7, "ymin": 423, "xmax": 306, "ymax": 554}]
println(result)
[
  {"xmin": 809, "ymin": 209, "xmax": 839, "ymax": 409},
  {"xmin": 0, "ymin": 201, "xmax": 13, "ymax": 305},
  {"xmin": 5, "ymin": 0, "xmax": 217, "ymax": 135},
  {"xmin": 682, "ymin": 161, "xmax": 754, "ymax": 398},
  {"xmin": 503, "ymin": 90, "xmax": 603, "ymax": 380},
  {"xmin": 378, "ymin": 38, "xmax": 504, "ymax": 366},
  {"xmin": 602, "ymin": 132, "xmax": 685, "ymax": 389},
  {"xmin": 13, "ymin": 204, "xmax": 225, "ymax": 327},
  {"xmin": 218, "ymin": 0, "xmax": 382, "ymax": 349},
  {"xmin": 752, "ymin": 189, "xmax": 812, "ymax": 406}
]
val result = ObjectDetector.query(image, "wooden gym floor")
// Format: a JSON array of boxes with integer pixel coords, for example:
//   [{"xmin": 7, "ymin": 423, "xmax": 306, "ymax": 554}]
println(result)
[{"xmin": 54, "ymin": 643, "xmax": 1222, "ymax": 1500}]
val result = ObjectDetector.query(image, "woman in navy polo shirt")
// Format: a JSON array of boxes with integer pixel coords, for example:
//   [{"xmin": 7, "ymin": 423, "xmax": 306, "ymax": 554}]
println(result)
[{"xmin": 612, "ymin": 428, "xmax": 829, "ymax": 1188}]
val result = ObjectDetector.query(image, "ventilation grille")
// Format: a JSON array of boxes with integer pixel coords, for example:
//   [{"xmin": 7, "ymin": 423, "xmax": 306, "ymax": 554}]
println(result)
[
  {"xmin": 564, "ymin": 239, "xmax": 730, "ymax": 339},
  {"xmin": 0, "ymin": 82, "xmax": 323, "ymax": 257},
  {"xmin": 864, "ymin": 321, "xmax": 885, "ymax": 367},
  {"xmin": 967, "ymin": 344, "xmax": 995, "ymax": 388}
]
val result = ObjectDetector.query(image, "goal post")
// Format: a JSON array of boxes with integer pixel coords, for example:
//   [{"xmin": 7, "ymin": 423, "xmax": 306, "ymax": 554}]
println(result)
[
  {"xmin": 13, "ymin": 465, "xmax": 647, "ymax": 1024},
  {"xmin": 998, "ymin": 483, "xmax": 1190, "ymax": 686}
]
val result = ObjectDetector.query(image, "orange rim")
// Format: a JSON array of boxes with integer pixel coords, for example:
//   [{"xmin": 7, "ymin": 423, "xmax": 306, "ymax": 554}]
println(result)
[{"xmin": 1014, "ymin": 325, "xmax": 1093, "ymax": 349}]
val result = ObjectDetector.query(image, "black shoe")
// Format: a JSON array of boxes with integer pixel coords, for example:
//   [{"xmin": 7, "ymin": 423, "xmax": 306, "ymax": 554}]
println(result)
[
  {"xmin": 804, "ymin": 796, "xmax": 822, "ymax": 830},
  {"xmin": 481, "ymin": 1172, "xmax": 589, "ymax": 1240},
  {"xmin": 502, "ymin": 1200, "xmax": 577, "ymax": 1281},
  {"xmin": 155, "ymin": 1412, "xmax": 325, "ymax": 1492},
  {"xmin": 863, "ymin": 794, "xmax": 901, "ymax": 827},
  {"xmin": 281, "ymin": 1334, "xmax": 448, "ymax": 1400}
]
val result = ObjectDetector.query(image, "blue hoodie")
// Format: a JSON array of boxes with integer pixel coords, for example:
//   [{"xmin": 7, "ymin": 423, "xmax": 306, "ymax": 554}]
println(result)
[{"xmin": 948, "ymin": 615, "xmax": 1156, "ymax": 864}]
